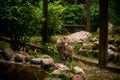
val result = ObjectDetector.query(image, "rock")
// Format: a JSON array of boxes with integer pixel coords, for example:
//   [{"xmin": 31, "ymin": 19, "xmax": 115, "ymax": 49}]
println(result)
[
  {"xmin": 51, "ymin": 69, "xmax": 62, "ymax": 75},
  {"xmin": 2, "ymin": 48, "xmax": 15, "ymax": 61},
  {"xmin": 73, "ymin": 66, "xmax": 85, "ymax": 75},
  {"xmin": 41, "ymin": 54, "xmax": 52, "ymax": 59},
  {"xmin": 81, "ymin": 43, "xmax": 93, "ymax": 50},
  {"xmin": 72, "ymin": 74, "xmax": 84, "ymax": 80},
  {"xmin": 15, "ymin": 51, "xmax": 33, "ymax": 62},
  {"xmin": 31, "ymin": 57, "xmax": 54, "ymax": 65},
  {"xmin": 50, "ymin": 69, "xmax": 73, "ymax": 80},
  {"xmin": 16, "ymin": 51, "xmax": 30, "ymax": 56},
  {"xmin": 97, "ymin": 23, "xmax": 115, "ymax": 36},
  {"xmin": 91, "ymin": 36, "xmax": 98, "ymax": 42},
  {"xmin": 44, "ymin": 78, "xmax": 62, "ymax": 80},
  {"xmin": 108, "ymin": 49, "xmax": 114, "ymax": 55},
  {"xmin": 54, "ymin": 63, "xmax": 70, "ymax": 71},
  {"xmin": 108, "ymin": 49, "xmax": 119, "ymax": 62},
  {"xmin": 40, "ymin": 58, "xmax": 54, "ymax": 66},
  {"xmin": 31, "ymin": 55, "xmax": 54, "ymax": 70},
  {"xmin": 65, "ymin": 31, "xmax": 92, "ymax": 43},
  {"xmin": 0, "ymin": 61, "xmax": 47, "ymax": 80},
  {"xmin": 30, "ymin": 58, "xmax": 41, "ymax": 64},
  {"xmin": 108, "ymin": 23, "xmax": 115, "ymax": 35},
  {"xmin": 15, "ymin": 53, "xmax": 25, "ymax": 62},
  {"xmin": 108, "ymin": 44, "xmax": 117, "ymax": 51}
]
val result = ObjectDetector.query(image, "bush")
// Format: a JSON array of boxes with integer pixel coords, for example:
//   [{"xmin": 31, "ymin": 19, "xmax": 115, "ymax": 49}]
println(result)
[
  {"xmin": 0, "ymin": 0, "xmax": 44, "ymax": 50},
  {"xmin": 90, "ymin": 3, "xmax": 99, "ymax": 32},
  {"xmin": 64, "ymin": 3, "xmax": 86, "ymax": 25},
  {"xmin": 48, "ymin": 1, "xmax": 65, "ymax": 39}
]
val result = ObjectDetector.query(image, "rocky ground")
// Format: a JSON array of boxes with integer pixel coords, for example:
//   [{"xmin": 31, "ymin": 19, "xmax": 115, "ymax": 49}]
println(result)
[
  {"xmin": 73, "ymin": 55, "xmax": 120, "ymax": 80},
  {"xmin": 0, "ymin": 31, "xmax": 120, "ymax": 80},
  {"xmin": 0, "ymin": 47, "xmax": 120, "ymax": 80}
]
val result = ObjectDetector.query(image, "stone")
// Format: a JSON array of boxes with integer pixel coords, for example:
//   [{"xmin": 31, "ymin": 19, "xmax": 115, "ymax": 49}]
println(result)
[
  {"xmin": 65, "ymin": 31, "xmax": 92, "ymax": 43},
  {"xmin": 15, "ymin": 53, "xmax": 25, "ymax": 62},
  {"xmin": 44, "ymin": 78, "xmax": 62, "ymax": 80},
  {"xmin": 72, "ymin": 74, "xmax": 84, "ymax": 80},
  {"xmin": 40, "ymin": 58, "xmax": 54, "ymax": 65},
  {"xmin": 54, "ymin": 63, "xmax": 70, "ymax": 71},
  {"xmin": 41, "ymin": 54, "xmax": 52, "ymax": 59},
  {"xmin": 31, "ymin": 55, "xmax": 54, "ymax": 70},
  {"xmin": 108, "ymin": 49, "xmax": 119, "ymax": 62},
  {"xmin": 50, "ymin": 69, "xmax": 73, "ymax": 80},
  {"xmin": 30, "ymin": 58, "xmax": 41, "ymax": 64},
  {"xmin": 15, "ymin": 51, "xmax": 33, "ymax": 62},
  {"xmin": 73, "ymin": 66, "xmax": 85, "ymax": 75},
  {"xmin": 16, "ymin": 51, "xmax": 30, "ymax": 56},
  {"xmin": 51, "ymin": 69, "xmax": 62, "ymax": 75},
  {"xmin": 97, "ymin": 23, "xmax": 115, "ymax": 37},
  {"xmin": 31, "ymin": 55, "xmax": 54, "ymax": 64},
  {"xmin": 2, "ymin": 48, "xmax": 15, "ymax": 61},
  {"xmin": 108, "ymin": 44, "xmax": 117, "ymax": 51},
  {"xmin": 0, "ymin": 61, "xmax": 47, "ymax": 80},
  {"xmin": 82, "ymin": 43, "xmax": 93, "ymax": 50}
]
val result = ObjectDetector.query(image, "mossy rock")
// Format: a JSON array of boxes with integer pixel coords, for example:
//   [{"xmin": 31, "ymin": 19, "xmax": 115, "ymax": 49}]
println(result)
[{"xmin": 48, "ymin": 70, "xmax": 73, "ymax": 80}]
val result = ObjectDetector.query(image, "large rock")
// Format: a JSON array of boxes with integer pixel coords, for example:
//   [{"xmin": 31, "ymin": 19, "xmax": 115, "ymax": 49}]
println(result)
[
  {"xmin": 97, "ymin": 23, "xmax": 115, "ymax": 36},
  {"xmin": 31, "ymin": 55, "xmax": 54, "ymax": 70},
  {"xmin": 73, "ymin": 66, "xmax": 85, "ymax": 75},
  {"xmin": 73, "ymin": 66, "xmax": 85, "ymax": 80},
  {"xmin": 65, "ymin": 31, "xmax": 92, "ymax": 43},
  {"xmin": 15, "ymin": 51, "xmax": 33, "ymax": 62},
  {"xmin": 2, "ymin": 48, "xmax": 15, "ymax": 61},
  {"xmin": 0, "ymin": 61, "xmax": 47, "ymax": 80}
]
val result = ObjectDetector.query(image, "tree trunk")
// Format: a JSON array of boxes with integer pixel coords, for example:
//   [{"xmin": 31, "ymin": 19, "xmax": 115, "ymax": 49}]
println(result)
[
  {"xmin": 86, "ymin": 0, "xmax": 90, "ymax": 32},
  {"xmin": 99, "ymin": 0, "xmax": 108, "ymax": 68},
  {"xmin": 42, "ymin": 0, "xmax": 48, "ymax": 45}
]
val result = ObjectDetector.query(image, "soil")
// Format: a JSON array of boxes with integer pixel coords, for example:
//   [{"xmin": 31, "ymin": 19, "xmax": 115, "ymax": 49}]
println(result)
[{"xmin": 73, "ymin": 55, "xmax": 120, "ymax": 80}]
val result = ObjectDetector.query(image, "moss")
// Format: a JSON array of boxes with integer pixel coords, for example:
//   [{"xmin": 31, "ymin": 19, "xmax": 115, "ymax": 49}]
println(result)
[{"xmin": 0, "ymin": 41, "xmax": 10, "ymax": 50}]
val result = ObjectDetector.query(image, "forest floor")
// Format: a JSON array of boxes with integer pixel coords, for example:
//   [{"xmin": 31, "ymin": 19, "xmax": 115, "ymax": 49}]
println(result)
[
  {"xmin": 73, "ymin": 55, "xmax": 120, "ymax": 80},
  {"xmin": 0, "ymin": 34, "xmax": 120, "ymax": 80}
]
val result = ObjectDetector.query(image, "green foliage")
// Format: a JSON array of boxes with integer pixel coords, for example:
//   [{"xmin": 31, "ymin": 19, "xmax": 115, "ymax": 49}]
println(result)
[
  {"xmin": 48, "ymin": 1, "xmax": 65, "ymax": 36},
  {"xmin": 42, "ymin": 43, "xmax": 62, "ymax": 62},
  {"xmin": 64, "ymin": 3, "xmax": 86, "ymax": 25},
  {"xmin": 109, "ymin": 0, "xmax": 120, "ymax": 26},
  {"xmin": 90, "ymin": 3, "xmax": 99, "ymax": 32},
  {"xmin": 42, "ymin": 43, "xmax": 56, "ymax": 55},
  {"xmin": 0, "ymin": 0, "xmax": 44, "ymax": 50}
]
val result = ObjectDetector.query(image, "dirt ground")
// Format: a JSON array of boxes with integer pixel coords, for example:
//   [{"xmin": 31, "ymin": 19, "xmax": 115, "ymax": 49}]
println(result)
[{"xmin": 73, "ymin": 55, "xmax": 120, "ymax": 80}]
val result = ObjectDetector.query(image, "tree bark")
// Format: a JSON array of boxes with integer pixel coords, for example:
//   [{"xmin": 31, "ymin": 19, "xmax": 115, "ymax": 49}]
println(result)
[
  {"xmin": 86, "ymin": 0, "xmax": 90, "ymax": 32},
  {"xmin": 99, "ymin": 0, "xmax": 108, "ymax": 68},
  {"xmin": 42, "ymin": 0, "xmax": 48, "ymax": 45}
]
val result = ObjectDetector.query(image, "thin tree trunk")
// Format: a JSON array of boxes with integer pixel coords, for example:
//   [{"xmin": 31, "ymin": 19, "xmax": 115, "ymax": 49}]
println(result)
[
  {"xmin": 86, "ymin": 0, "xmax": 90, "ymax": 32},
  {"xmin": 99, "ymin": 0, "xmax": 108, "ymax": 68},
  {"xmin": 42, "ymin": 0, "xmax": 48, "ymax": 45}
]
